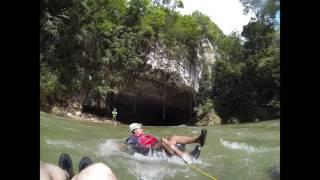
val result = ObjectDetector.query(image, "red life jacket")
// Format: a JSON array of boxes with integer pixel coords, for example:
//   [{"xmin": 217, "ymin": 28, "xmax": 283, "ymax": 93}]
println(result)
[{"xmin": 134, "ymin": 134, "xmax": 158, "ymax": 148}]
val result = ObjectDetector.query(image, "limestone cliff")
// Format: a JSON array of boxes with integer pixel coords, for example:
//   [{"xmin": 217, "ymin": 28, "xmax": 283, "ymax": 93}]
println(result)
[{"xmin": 113, "ymin": 38, "xmax": 217, "ymax": 125}]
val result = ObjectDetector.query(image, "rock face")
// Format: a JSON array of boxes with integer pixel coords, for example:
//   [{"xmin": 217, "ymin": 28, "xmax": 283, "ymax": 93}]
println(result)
[
  {"xmin": 113, "ymin": 38, "xmax": 217, "ymax": 125},
  {"xmin": 196, "ymin": 110, "xmax": 222, "ymax": 126}
]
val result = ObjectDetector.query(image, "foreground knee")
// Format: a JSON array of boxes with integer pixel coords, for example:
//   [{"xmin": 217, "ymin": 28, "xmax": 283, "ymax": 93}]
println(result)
[
  {"xmin": 72, "ymin": 163, "xmax": 117, "ymax": 180},
  {"xmin": 40, "ymin": 161, "xmax": 69, "ymax": 180},
  {"xmin": 90, "ymin": 163, "xmax": 112, "ymax": 172}
]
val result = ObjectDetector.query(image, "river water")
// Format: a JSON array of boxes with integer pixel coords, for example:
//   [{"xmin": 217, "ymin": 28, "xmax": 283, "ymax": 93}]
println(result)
[{"xmin": 40, "ymin": 112, "xmax": 280, "ymax": 180}]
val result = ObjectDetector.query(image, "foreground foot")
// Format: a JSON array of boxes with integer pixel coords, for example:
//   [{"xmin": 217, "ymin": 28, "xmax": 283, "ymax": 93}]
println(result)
[
  {"xmin": 198, "ymin": 129, "xmax": 207, "ymax": 147},
  {"xmin": 79, "ymin": 156, "xmax": 93, "ymax": 172},
  {"xmin": 58, "ymin": 153, "xmax": 74, "ymax": 178}
]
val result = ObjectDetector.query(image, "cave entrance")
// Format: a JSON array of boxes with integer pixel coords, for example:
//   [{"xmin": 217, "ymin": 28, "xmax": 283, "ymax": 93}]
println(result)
[{"xmin": 112, "ymin": 93, "xmax": 195, "ymax": 126}]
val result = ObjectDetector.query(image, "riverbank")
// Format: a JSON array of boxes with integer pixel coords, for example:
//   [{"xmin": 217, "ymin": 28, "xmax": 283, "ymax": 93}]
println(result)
[
  {"xmin": 41, "ymin": 106, "xmax": 279, "ymax": 126},
  {"xmin": 41, "ymin": 106, "xmax": 120, "ymax": 125}
]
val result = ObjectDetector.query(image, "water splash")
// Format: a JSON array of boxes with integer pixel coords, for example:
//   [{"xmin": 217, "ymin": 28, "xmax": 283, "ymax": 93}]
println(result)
[
  {"xmin": 126, "ymin": 161, "xmax": 187, "ymax": 180},
  {"xmin": 191, "ymin": 130, "xmax": 198, "ymax": 134},
  {"xmin": 125, "ymin": 153, "xmax": 199, "ymax": 180},
  {"xmin": 46, "ymin": 139, "xmax": 79, "ymax": 149},
  {"xmin": 97, "ymin": 139, "xmax": 205, "ymax": 180},
  {"xmin": 97, "ymin": 139, "xmax": 127, "ymax": 157},
  {"xmin": 220, "ymin": 138, "xmax": 278, "ymax": 153},
  {"xmin": 237, "ymin": 132, "xmax": 244, "ymax": 136}
]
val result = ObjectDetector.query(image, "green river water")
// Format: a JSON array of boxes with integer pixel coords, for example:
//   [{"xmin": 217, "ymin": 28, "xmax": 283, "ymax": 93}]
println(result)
[{"xmin": 40, "ymin": 112, "xmax": 280, "ymax": 180}]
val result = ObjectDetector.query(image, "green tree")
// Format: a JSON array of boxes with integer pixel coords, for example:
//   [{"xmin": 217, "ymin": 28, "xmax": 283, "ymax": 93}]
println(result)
[
  {"xmin": 191, "ymin": 11, "xmax": 224, "ymax": 46},
  {"xmin": 212, "ymin": 15, "xmax": 279, "ymax": 122},
  {"xmin": 239, "ymin": 0, "xmax": 280, "ymax": 19}
]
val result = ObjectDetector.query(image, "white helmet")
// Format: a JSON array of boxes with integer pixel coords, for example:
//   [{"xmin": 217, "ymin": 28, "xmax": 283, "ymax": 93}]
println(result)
[{"xmin": 129, "ymin": 123, "xmax": 142, "ymax": 132}]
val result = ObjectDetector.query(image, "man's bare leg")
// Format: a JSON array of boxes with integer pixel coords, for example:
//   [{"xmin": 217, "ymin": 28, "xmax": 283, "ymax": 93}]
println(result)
[
  {"xmin": 159, "ymin": 138, "xmax": 175, "ymax": 156},
  {"xmin": 167, "ymin": 135, "xmax": 199, "ymax": 145},
  {"xmin": 167, "ymin": 129, "xmax": 207, "ymax": 147},
  {"xmin": 161, "ymin": 138, "xmax": 190, "ymax": 159}
]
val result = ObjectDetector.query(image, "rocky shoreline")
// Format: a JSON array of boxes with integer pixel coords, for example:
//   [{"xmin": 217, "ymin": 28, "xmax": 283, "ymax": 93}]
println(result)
[
  {"xmin": 44, "ymin": 106, "xmax": 119, "ymax": 125},
  {"xmin": 41, "ymin": 105, "xmax": 222, "ymax": 126}
]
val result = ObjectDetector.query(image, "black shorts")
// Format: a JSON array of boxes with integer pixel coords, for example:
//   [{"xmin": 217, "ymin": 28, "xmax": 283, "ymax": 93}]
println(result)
[{"xmin": 151, "ymin": 139, "xmax": 162, "ymax": 150}]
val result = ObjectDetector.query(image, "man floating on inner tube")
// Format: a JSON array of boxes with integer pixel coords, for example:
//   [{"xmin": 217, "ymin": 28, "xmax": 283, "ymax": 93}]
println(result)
[{"xmin": 124, "ymin": 123, "xmax": 207, "ymax": 164}]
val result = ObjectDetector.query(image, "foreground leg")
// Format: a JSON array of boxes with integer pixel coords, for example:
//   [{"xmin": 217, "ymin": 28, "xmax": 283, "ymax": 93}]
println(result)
[
  {"xmin": 71, "ymin": 163, "xmax": 117, "ymax": 180},
  {"xmin": 40, "ymin": 161, "xmax": 70, "ymax": 180}
]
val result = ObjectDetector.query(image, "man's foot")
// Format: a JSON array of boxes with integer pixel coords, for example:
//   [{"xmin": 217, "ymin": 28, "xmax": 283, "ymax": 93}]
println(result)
[
  {"xmin": 79, "ymin": 156, "xmax": 93, "ymax": 172},
  {"xmin": 190, "ymin": 145, "xmax": 201, "ymax": 159},
  {"xmin": 198, "ymin": 129, "xmax": 207, "ymax": 147},
  {"xmin": 58, "ymin": 153, "xmax": 74, "ymax": 178}
]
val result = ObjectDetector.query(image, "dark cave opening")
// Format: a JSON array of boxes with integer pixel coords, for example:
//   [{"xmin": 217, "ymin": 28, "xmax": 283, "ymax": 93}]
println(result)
[{"xmin": 111, "ymin": 93, "xmax": 196, "ymax": 126}]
